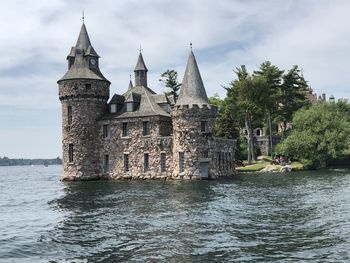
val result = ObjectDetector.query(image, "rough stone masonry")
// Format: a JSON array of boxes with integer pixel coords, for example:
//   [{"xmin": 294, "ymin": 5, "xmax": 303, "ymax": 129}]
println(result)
[{"xmin": 58, "ymin": 22, "xmax": 236, "ymax": 181}]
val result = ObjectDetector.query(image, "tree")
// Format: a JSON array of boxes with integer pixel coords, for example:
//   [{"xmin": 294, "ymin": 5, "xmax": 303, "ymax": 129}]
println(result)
[
  {"xmin": 225, "ymin": 66, "xmax": 266, "ymax": 164},
  {"xmin": 159, "ymin": 69, "xmax": 181, "ymax": 102},
  {"xmin": 275, "ymin": 66, "xmax": 310, "ymax": 132},
  {"xmin": 253, "ymin": 61, "xmax": 284, "ymax": 157},
  {"xmin": 275, "ymin": 102, "xmax": 350, "ymax": 168}
]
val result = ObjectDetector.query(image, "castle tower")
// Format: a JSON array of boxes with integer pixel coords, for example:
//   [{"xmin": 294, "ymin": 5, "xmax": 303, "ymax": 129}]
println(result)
[
  {"xmin": 134, "ymin": 52, "xmax": 148, "ymax": 87},
  {"xmin": 171, "ymin": 50, "xmax": 217, "ymax": 179},
  {"xmin": 58, "ymin": 23, "xmax": 110, "ymax": 181}
]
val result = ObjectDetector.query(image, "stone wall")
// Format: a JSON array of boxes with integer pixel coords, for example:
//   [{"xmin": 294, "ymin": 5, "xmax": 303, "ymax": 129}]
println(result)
[
  {"xmin": 171, "ymin": 104, "xmax": 236, "ymax": 179},
  {"xmin": 59, "ymin": 79, "xmax": 110, "ymax": 181},
  {"xmin": 98, "ymin": 115, "xmax": 173, "ymax": 180}
]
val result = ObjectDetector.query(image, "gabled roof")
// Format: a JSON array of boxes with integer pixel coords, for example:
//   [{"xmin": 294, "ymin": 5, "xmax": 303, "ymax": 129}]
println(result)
[
  {"xmin": 134, "ymin": 52, "xmax": 148, "ymax": 71},
  {"xmin": 125, "ymin": 92, "xmax": 141, "ymax": 103},
  {"xmin": 109, "ymin": 94, "xmax": 125, "ymax": 104},
  {"xmin": 176, "ymin": 50, "xmax": 209, "ymax": 107},
  {"xmin": 101, "ymin": 85, "xmax": 170, "ymax": 120}
]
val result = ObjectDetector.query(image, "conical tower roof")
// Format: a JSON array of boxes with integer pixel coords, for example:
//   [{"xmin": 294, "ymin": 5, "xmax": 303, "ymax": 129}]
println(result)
[
  {"xmin": 134, "ymin": 52, "xmax": 148, "ymax": 71},
  {"xmin": 75, "ymin": 23, "xmax": 91, "ymax": 51},
  {"xmin": 176, "ymin": 50, "xmax": 209, "ymax": 106},
  {"xmin": 58, "ymin": 23, "xmax": 108, "ymax": 83},
  {"xmin": 128, "ymin": 78, "xmax": 134, "ymax": 90}
]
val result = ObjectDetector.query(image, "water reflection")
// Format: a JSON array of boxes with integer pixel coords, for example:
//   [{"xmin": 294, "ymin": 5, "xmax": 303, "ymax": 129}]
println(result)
[{"xmin": 35, "ymin": 170, "xmax": 350, "ymax": 262}]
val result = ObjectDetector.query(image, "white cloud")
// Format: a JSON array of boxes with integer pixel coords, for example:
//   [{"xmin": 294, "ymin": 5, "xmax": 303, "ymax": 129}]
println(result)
[{"xmin": 0, "ymin": 0, "xmax": 350, "ymax": 157}]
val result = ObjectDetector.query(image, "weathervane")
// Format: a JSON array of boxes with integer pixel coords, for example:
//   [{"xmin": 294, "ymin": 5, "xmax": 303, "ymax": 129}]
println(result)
[
  {"xmin": 82, "ymin": 9, "xmax": 85, "ymax": 23},
  {"xmin": 190, "ymin": 42, "xmax": 193, "ymax": 50},
  {"xmin": 138, "ymin": 45, "xmax": 143, "ymax": 53}
]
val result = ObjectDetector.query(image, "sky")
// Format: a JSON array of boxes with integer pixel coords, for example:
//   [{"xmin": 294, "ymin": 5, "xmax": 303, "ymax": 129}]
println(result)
[{"xmin": 1, "ymin": 0, "xmax": 350, "ymax": 158}]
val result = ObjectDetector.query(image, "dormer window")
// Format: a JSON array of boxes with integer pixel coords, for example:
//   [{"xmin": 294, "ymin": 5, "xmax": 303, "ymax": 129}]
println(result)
[
  {"xmin": 126, "ymin": 102, "xmax": 133, "ymax": 112},
  {"xmin": 160, "ymin": 103, "xmax": 170, "ymax": 113},
  {"xmin": 68, "ymin": 57, "xmax": 75, "ymax": 69},
  {"xmin": 89, "ymin": 58, "xmax": 97, "ymax": 68},
  {"xmin": 110, "ymin": 104, "xmax": 116, "ymax": 113}
]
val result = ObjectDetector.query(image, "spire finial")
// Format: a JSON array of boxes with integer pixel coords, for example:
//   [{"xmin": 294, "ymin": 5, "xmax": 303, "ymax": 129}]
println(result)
[
  {"xmin": 82, "ymin": 9, "xmax": 85, "ymax": 23},
  {"xmin": 190, "ymin": 42, "xmax": 193, "ymax": 50},
  {"xmin": 138, "ymin": 45, "xmax": 143, "ymax": 53}
]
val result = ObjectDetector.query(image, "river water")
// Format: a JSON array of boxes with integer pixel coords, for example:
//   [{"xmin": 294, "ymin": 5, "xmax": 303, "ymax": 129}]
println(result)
[{"xmin": 1, "ymin": 165, "xmax": 350, "ymax": 262}]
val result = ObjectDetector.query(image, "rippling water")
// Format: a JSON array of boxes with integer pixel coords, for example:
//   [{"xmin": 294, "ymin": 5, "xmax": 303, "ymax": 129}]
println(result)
[{"xmin": 1, "ymin": 165, "xmax": 350, "ymax": 262}]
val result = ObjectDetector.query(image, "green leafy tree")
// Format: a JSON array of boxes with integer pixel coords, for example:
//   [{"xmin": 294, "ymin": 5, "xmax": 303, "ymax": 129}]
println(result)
[
  {"xmin": 159, "ymin": 69, "xmax": 181, "ymax": 102},
  {"xmin": 276, "ymin": 102, "xmax": 350, "ymax": 168}
]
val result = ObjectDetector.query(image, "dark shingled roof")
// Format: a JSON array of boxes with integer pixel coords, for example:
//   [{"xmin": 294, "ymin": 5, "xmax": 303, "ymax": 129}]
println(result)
[
  {"xmin": 134, "ymin": 52, "xmax": 148, "ymax": 71},
  {"xmin": 58, "ymin": 23, "xmax": 109, "ymax": 83},
  {"xmin": 109, "ymin": 94, "xmax": 125, "ymax": 104},
  {"xmin": 176, "ymin": 50, "xmax": 209, "ymax": 107},
  {"xmin": 101, "ymin": 85, "xmax": 170, "ymax": 120}
]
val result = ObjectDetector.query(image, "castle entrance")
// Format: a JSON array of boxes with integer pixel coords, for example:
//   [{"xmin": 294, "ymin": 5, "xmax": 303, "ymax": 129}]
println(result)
[{"xmin": 200, "ymin": 161, "xmax": 209, "ymax": 179}]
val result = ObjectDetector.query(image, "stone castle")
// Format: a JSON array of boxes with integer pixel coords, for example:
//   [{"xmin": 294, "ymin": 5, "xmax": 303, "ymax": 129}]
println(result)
[{"xmin": 58, "ymin": 23, "xmax": 236, "ymax": 181}]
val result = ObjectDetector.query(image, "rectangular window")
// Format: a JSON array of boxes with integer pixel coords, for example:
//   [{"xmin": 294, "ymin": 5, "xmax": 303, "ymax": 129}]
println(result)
[
  {"xmin": 104, "ymin": 154, "xmax": 109, "ymax": 173},
  {"xmin": 218, "ymin": 152, "xmax": 221, "ymax": 170},
  {"xmin": 228, "ymin": 152, "xmax": 232, "ymax": 170},
  {"xmin": 68, "ymin": 144, "xmax": 74, "ymax": 163},
  {"xmin": 143, "ymin": 121, "xmax": 150, "ymax": 135},
  {"xmin": 67, "ymin": 106, "xmax": 72, "ymax": 125},
  {"xmin": 122, "ymin": 122, "xmax": 128, "ymax": 137},
  {"xmin": 201, "ymin": 121, "xmax": 208, "ymax": 133},
  {"xmin": 85, "ymin": 83, "xmax": 91, "ymax": 90},
  {"xmin": 179, "ymin": 152, "xmax": 185, "ymax": 173},
  {"xmin": 103, "ymin": 125, "xmax": 109, "ymax": 138},
  {"xmin": 144, "ymin": 153, "xmax": 149, "ymax": 172},
  {"xmin": 126, "ymin": 102, "xmax": 133, "ymax": 112},
  {"xmin": 160, "ymin": 153, "xmax": 166, "ymax": 172},
  {"xmin": 110, "ymin": 104, "xmax": 116, "ymax": 113},
  {"xmin": 124, "ymin": 154, "xmax": 129, "ymax": 172}
]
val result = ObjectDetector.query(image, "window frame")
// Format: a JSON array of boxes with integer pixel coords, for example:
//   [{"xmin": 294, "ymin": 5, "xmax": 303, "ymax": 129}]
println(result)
[
  {"xmin": 124, "ymin": 154, "xmax": 129, "ymax": 172},
  {"xmin": 110, "ymin": 104, "xmax": 117, "ymax": 113},
  {"xmin": 68, "ymin": 144, "xmax": 74, "ymax": 163},
  {"xmin": 103, "ymin": 124, "xmax": 109, "ymax": 138},
  {"xmin": 160, "ymin": 153, "xmax": 166, "ymax": 172},
  {"xmin": 126, "ymin": 102, "xmax": 133, "ymax": 112},
  {"xmin": 104, "ymin": 154, "xmax": 109, "ymax": 173},
  {"xmin": 122, "ymin": 122, "xmax": 129, "ymax": 137},
  {"xmin": 179, "ymin": 152, "xmax": 185, "ymax": 173},
  {"xmin": 201, "ymin": 121, "xmax": 209, "ymax": 133},
  {"xmin": 67, "ymin": 106, "xmax": 72, "ymax": 125},
  {"xmin": 143, "ymin": 121, "xmax": 150, "ymax": 136},
  {"xmin": 144, "ymin": 153, "xmax": 149, "ymax": 172}
]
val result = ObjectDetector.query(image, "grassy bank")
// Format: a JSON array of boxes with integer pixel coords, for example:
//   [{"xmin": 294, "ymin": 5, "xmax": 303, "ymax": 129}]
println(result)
[{"xmin": 236, "ymin": 156, "xmax": 304, "ymax": 172}]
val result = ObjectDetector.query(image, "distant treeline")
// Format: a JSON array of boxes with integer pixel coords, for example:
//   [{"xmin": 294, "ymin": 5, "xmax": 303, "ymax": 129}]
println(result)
[{"xmin": 0, "ymin": 156, "xmax": 62, "ymax": 166}]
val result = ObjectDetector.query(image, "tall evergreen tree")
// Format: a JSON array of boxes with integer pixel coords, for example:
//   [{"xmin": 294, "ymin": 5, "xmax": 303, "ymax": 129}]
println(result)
[
  {"xmin": 159, "ymin": 69, "xmax": 181, "ymax": 102},
  {"xmin": 253, "ymin": 61, "xmax": 284, "ymax": 157},
  {"xmin": 275, "ymin": 66, "xmax": 310, "ymax": 132},
  {"xmin": 226, "ymin": 66, "xmax": 265, "ymax": 164}
]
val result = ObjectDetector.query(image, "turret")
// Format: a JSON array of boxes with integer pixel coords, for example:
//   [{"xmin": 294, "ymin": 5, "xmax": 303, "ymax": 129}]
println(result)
[
  {"xmin": 58, "ymin": 23, "xmax": 110, "ymax": 181},
  {"xmin": 171, "ymin": 49, "xmax": 217, "ymax": 179},
  {"xmin": 134, "ymin": 52, "xmax": 148, "ymax": 87}
]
